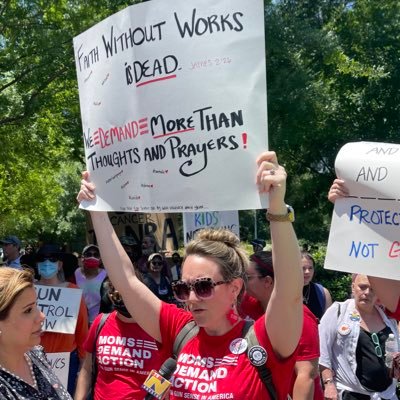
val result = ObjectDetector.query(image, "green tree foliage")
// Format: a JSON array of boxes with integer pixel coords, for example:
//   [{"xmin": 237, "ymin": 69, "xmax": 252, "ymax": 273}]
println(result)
[
  {"xmin": 2, "ymin": 0, "xmax": 400, "ymax": 252},
  {"xmin": 266, "ymin": 0, "xmax": 400, "ymax": 242},
  {"xmin": 0, "ymin": 0, "xmax": 139, "ymax": 245}
]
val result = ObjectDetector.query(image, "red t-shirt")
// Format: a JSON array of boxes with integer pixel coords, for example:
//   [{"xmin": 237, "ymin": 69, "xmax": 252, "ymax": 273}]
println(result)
[
  {"xmin": 84, "ymin": 311, "xmax": 165, "ymax": 400},
  {"xmin": 240, "ymin": 296, "xmax": 322, "ymax": 400},
  {"xmin": 40, "ymin": 282, "xmax": 88, "ymax": 359},
  {"xmin": 290, "ymin": 306, "xmax": 323, "ymax": 400},
  {"xmin": 159, "ymin": 302, "xmax": 296, "ymax": 400},
  {"xmin": 386, "ymin": 297, "xmax": 400, "ymax": 321}
]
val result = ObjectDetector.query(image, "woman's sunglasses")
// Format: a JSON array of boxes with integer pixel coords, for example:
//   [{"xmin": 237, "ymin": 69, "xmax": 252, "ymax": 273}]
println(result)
[
  {"xmin": 37, "ymin": 255, "xmax": 58, "ymax": 263},
  {"xmin": 83, "ymin": 251, "xmax": 100, "ymax": 258},
  {"xmin": 171, "ymin": 277, "xmax": 229, "ymax": 301}
]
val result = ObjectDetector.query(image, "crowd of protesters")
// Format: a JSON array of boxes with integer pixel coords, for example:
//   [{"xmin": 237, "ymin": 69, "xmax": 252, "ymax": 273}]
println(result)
[{"xmin": 1, "ymin": 155, "xmax": 400, "ymax": 400}]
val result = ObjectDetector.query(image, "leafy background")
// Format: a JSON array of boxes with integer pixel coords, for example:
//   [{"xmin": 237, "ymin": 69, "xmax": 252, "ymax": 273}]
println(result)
[{"xmin": 2, "ymin": 0, "xmax": 398, "ymax": 300}]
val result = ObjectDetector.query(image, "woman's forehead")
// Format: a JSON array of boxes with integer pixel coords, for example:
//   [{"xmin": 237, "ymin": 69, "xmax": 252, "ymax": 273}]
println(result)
[{"xmin": 182, "ymin": 255, "xmax": 221, "ymax": 279}]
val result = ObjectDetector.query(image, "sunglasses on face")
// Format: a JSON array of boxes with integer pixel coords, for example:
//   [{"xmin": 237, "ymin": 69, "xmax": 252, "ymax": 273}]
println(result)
[
  {"xmin": 37, "ymin": 255, "xmax": 58, "ymax": 263},
  {"xmin": 151, "ymin": 260, "xmax": 163, "ymax": 266},
  {"xmin": 246, "ymin": 274, "xmax": 264, "ymax": 280},
  {"xmin": 83, "ymin": 251, "xmax": 100, "ymax": 258},
  {"xmin": 371, "ymin": 332, "xmax": 383, "ymax": 357},
  {"xmin": 171, "ymin": 277, "xmax": 229, "ymax": 301}
]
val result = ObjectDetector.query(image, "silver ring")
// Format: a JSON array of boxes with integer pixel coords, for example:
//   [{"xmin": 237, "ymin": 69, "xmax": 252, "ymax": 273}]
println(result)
[{"xmin": 269, "ymin": 169, "xmax": 276, "ymax": 176}]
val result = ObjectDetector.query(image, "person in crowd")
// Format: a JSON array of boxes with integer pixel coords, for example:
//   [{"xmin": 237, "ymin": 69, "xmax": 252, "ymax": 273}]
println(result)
[
  {"xmin": 301, "ymin": 251, "xmax": 332, "ymax": 320},
  {"xmin": 319, "ymin": 274, "xmax": 399, "ymax": 400},
  {"xmin": 243, "ymin": 251, "xmax": 323, "ymax": 400},
  {"xmin": 62, "ymin": 252, "xmax": 80, "ymax": 285},
  {"xmin": 142, "ymin": 253, "xmax": 174, "ymax": 303},
  {"xmin": 251, "ymin": 238, "xmax": 266, "ymax": 253},
  {"xmin": 0, "ymin": 267, "xmax": 72, "ymax": 399},
  {"xmin": 99, "ymin": 236, "xmax": 141, "ymax": 314},
  {"xmin": 328, "ymin": 179, "xmax": 400, "ymax": 320},
  {"xmin": 77, "ymin": 151, "xmax": 304, "ymax": 398},
  {"xmin": 137, "ymin": 234, "xmax": 159, "ymax": 274},
  {"xmin": 170, "ymin": 252, "xmax": 182, "ymax": 282},
  {"xmin": 25, "ymin": 244, "xmax": 35, "ymax": 255},
  {"xmin": 0, "ymin": 235, "xmax": 22, "ymax": 269},
  {"xmin": 74, "ymin": 244, "xmax": 107, "ymax": 325},
  {"xmin": 36, "ymin": 244, "xmax": 89, "ymax": 395},
  {"xmin": 74, "ymin": 278, "xmax": 166, "ymax": 400},
  {"xmin": 119, "ymin": 235, "xmax": 142, "ymax": 264}
]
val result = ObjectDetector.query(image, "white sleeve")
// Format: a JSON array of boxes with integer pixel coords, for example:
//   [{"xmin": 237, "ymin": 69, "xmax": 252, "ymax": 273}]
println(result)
[{"xmin": 319, "ymin": 302, "xmax": 340, "ymax": 369}]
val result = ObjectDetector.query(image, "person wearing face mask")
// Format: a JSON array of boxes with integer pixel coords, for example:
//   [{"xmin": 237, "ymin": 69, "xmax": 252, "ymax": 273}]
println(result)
[
  {"xmin": 99, "ymin": 236, "xmax": 142, "ymax": 314},
  {"xmin": 36, "ymin": 244, "xmax": 89, "ymax": 396},
  {"xmin": 74, "ymin": 278, "xmax": 166, "ymax": 400},
  {"xmin": 142, "ymin": 253, "xmax": 174, "ymax": 303},
  {"xmin": 74, "ymin": 245, "xmax": 107, "ymax": 325}
]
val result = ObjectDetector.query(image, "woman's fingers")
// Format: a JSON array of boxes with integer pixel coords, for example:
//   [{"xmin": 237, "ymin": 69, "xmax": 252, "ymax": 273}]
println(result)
[
  {"xmin": 76, "ymin": 171, "xmax": 96, "ymax": 202},
  {"xmin": 256, "ymin": 151, "xmax": 286, "ymax": 194}
]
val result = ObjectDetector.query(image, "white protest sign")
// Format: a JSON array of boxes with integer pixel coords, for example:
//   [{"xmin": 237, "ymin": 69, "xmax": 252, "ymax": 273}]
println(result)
[
  {"xmin": 183, "ymin": 210, "xmax": 240, "ymax": 244},
  {"xmin": 35, "ymin": 285, "xmax": 82, "ymax": 333},
  {"xmin": 325, "ymin": 141, "xmax": 400, "ymax": 279},
  {"xmin": 73, "ymin": 0, "xmax": 268, "ymax": 213},
  {"xmin": 46, "ymin": 352, "xmax": 70, "ymax": 389}
]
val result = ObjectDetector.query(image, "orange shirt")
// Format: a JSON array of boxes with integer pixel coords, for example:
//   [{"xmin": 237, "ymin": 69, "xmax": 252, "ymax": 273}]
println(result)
[{"xmin": 40, "ymin": 283, "xmax": 89, "ymax": 359}]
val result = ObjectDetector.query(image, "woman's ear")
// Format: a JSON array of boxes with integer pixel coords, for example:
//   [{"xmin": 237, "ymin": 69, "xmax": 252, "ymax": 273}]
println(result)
[
  {"xmin": 231, "ymin": 277, "xmax": 243, "ymax": 297},
  {"xmin": 264, "ymin": 275, "xmax": 274, "ymax": 288}
]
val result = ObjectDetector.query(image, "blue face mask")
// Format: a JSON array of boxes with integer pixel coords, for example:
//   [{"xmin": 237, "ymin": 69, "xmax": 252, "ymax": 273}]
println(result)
[{"xmin": 38, "ymin": 260, "xmax": 59, "ymax": 279}]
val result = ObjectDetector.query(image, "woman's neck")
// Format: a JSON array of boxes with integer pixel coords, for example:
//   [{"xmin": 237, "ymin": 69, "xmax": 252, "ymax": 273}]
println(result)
[
  {"xmin": 116, "ymin": 313, "xmax": 136, "ymax": 323},
  {"xmin": 357, "ymin": 303, "xmax": 385, "ymax": 331},
  {"xmin": 39, "ymin": 277, "xmax": 63, "ymax": 286},
  {"xmin": 82, "ymin": 267, "xmax": 99, "ymax": 278},
  {"xmin": 204, "ymin": 318, "xmax": 242, "ymax": 336},
  {"xmin": 0, "ymin": 348, "xmax": 27, "ymax": 373},
  {"xmin": 150, "ymin": 271, "xmax": 161, "ymax": 280}
]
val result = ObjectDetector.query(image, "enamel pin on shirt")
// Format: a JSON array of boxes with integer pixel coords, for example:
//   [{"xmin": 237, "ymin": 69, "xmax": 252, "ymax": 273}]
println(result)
[
  {"xmin": 248, "ymin": 345, "xmax": 267, "ymax": 366},
  {"xmin": 349, "ymin": 310, "xmax": 361, "ymax": 322},
  {"xmin": 338, "ymin": 323, "xmax": 351, "ymax": 336},
  {"xmin": 230, "ymin": 338, "xmax": 248, "ymax": 355}
]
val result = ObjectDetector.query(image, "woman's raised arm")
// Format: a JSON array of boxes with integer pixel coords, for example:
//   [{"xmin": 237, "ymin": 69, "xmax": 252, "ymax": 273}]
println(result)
[
  {"xmin": 256, "ymin": 152, "xmax": 303, "ymax": 358},
  {"xmin": 77, "ymin": 172, "xmax": 163, "ymax": 341}
]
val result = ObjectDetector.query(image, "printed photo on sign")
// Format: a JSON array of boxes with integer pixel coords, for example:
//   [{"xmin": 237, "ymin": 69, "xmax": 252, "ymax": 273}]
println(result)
[
  {"xmin": 74, "ymin": 0, "xmax": 268, "ymax": 213},
  {"xmin": 325, "ymin": 141, "xmax": 400, "ymax": 280},
  {"xmin": 35, "ymin": 285, "xmax": 82, "ymax": 334}
]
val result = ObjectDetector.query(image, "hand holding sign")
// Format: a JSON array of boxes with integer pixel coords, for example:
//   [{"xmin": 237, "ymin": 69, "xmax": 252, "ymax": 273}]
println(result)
[
  {"xmin": 325, "ymin": 141, "xmax": 400, "ymax": 280},
  {"xmin": 73, "ymin": 0, "xmax": 268, "ymax": 213}
]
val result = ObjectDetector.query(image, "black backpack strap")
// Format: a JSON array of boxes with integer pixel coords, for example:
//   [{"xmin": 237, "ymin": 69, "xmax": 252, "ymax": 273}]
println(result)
[
  {"xmin": 244, "ymin": 320, "xmax": 277, "ymax": 400},
  {"xmin": 91, "ymin": 313, "xmax": 111, "ymax": 388},
  {"xmin": 173, "ymin": 320, "xmax": 199, "ymax": 358}
]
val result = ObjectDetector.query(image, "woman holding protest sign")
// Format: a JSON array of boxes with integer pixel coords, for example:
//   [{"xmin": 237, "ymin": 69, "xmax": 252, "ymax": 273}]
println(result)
[
  {"xmin": 0, "ymin": 266, "xmax": 72, "ymax": 399},
  {"xmin": 77, "ymin": 150, "xmax": 303, "ymax": 399},
  {"xmin": 36, "ymin": 244, "xmax": 88, "ymax": 396},
  {"xmin": 328, "ymin": 179, "xmax": 400, "ymax": 320}
]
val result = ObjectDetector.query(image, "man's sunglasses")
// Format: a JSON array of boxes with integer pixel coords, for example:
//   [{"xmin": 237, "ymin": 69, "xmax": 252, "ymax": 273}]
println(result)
[
  {"xmin": 37, "ymin": 255, "xmax": 58, "ymax": 263},
  {"xmin": 171, "ymin": 277, "xmax": 229, "ymax": 301}
]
